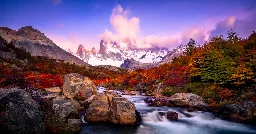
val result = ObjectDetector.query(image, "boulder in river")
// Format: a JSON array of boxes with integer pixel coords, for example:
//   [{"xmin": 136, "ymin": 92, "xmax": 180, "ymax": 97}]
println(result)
[
  {"xmin": 109, "ymin": 97, "xmax": 137, "ymax": 125},
  {"xmin": 63, "ymin": 73, "xmax": 97, "ymax": 100},
  {"xmin": 166, "ymin": 111, "xmax": 178, "ymax": 120},
  {"xmin": 85, "ymin": 93, "xmax": 110, "ymax": 122},
  {"xmin": 144, "ymin": 93, "xmax": 208, "ymax": 111},
  {"xmin": 85, "ymin": 92, "xmax": 140, "ymax": 125},
  {"xmin": 144, "ymin": 96, "xmax": 169, "ymax": 107},
  {"xmin": 130, "ymin": 91, "xmax": 140, "ymax": 95},
  {"xmin": 158, "ymin": 111, "xmax": 166, "ymax": 116},
  {"xmin": 169, "ymin": 93, "xmax": 208, "ymax": 110},
  {"xmin": 123, "ymin": 90, "xmax": 130, "ymax": 95},
  {"xmin": 0, "ymin": 88, "xmax": 45, "ymax": 134}
]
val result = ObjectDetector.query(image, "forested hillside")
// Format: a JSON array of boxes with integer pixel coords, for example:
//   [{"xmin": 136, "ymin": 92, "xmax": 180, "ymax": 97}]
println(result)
[{"xmin": 97, "ymin": 31, "xmax": 256, "ymax": 110}]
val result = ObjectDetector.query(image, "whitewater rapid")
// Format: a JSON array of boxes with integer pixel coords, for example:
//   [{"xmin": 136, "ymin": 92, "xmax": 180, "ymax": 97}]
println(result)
[
  {"xmin": 80, "ymin": 88, "xmax": 256, "ymax": 134},
  {"xmin": 125, "ymin": 95, "xmax": 256, "ymax": 134}
]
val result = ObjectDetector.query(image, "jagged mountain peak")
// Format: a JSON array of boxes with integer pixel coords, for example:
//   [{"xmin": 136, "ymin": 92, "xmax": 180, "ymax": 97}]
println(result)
[
  {"xmin": 73, "ymin": 40, "xmax": 168, "ymax": 67},
  {"xmin": 18, "ymin": 26, "xmax": 40, "ymax": 33},
  {"xmin": 0, "ymin": 26, "xmax": 87, "ymax": 65},
  {"xmin": 159, "ymin": 44, "xmax": 187, "ymax": 64},
  {"xmin": 0, "ymin": 27, "xmax": 17, "ymax": 35},
  {"xmin": 17, "ymin": 26, "xmax": 55, "ymax": 46},
  {"xmin": 0, "ymin": 26, "xmax": 55, "ymax": 46}
]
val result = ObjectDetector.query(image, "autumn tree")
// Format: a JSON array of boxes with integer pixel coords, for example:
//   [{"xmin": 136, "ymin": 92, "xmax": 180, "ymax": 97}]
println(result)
[
  {"xmin": 227, "ymin": 29, "xmax": 239, "ymax": 43},
  {"xmin": 185, "ymin": 39, "xmax": 196, "ymax": 55}
]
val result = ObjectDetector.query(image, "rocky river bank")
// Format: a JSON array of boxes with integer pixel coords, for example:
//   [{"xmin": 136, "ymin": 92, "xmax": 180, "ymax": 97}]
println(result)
[
  {"xmin": 0, "ymin": 73, "xmax": 255, "ymax": 134},
  {"xmin": 0, "ymin": 73, "xmax": 141, "ymax": 133}
]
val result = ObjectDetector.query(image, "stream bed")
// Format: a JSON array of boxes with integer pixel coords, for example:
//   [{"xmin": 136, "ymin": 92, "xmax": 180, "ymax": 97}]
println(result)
[{"xmin": 80, "ymin": 89, "xmax": 256, "ymax": 134}]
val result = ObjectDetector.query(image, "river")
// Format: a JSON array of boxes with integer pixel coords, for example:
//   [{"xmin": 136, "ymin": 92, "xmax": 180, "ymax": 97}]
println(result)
[{"xmin": 80, "ymin": 88, "xmax": 256, "ymax": 134}]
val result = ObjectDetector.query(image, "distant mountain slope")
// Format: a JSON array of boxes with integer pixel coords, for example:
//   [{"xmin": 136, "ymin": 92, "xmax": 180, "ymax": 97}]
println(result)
[{"xmin": 0, "ymin": 26, "xmax": 87, "ymax": 65}]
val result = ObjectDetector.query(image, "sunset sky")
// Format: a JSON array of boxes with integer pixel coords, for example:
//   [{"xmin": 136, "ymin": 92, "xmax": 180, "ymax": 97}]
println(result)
[{"xmin": 1, "ymin": 0, "xmax": 256, "ymax": 52}]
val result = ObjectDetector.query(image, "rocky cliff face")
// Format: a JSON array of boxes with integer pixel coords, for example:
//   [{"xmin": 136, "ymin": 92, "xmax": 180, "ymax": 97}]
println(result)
[{"xmin": 0, "ymin": 26, "xmax": 87, "ymax": 65}]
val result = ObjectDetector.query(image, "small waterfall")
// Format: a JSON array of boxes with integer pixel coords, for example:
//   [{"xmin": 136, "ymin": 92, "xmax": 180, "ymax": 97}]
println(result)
[
  {"xmin": 80, "ymin": 92, "xmax": 256, "ymax": 134},
  {"xmin": 143, "ymin": 111, "xmax": 169, "ymax": 122},
  {"xmin": 97, "ymin": 86, "xmax": 106, "ymax": 93},
  {"xmin": 97, "ymin": 87, "xmax": 123, "ymax": 95}
]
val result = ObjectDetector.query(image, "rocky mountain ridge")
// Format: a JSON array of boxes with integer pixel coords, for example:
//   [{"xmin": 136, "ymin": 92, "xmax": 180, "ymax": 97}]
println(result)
[
  {"xmin": 119, "ymin": 44, "xmax": 187, "ymax": 69},
  {"xmin": 74, "ymin": 40, "xmax": 169, "ymax": 68},
  {"xmin": 0, "ymin": 26, "xmax": 55, "ymax": 46},
  {"xmin": 0, "ymin": 26, "xmax": 87, "ymax": 65}
]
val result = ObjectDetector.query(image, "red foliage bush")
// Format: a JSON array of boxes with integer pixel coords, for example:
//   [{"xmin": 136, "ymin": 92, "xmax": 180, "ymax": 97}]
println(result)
[{"xmin": 24, "ymin": 72, "xmax": 63, "ymax": 89}]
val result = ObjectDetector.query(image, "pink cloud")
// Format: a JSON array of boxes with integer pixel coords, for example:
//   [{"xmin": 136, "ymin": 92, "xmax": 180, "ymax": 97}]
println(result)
[
  {"xmin": 209, "ymin": 9, "xmax": 256, "ymax": 39},
  {"xmin": 181, "ymin": 27, "xmax": 207, "ymax": 44},
  {"xmin": 142, "ymin": 36, "xmax": 179, "ymax": 49},
  {"xmin": 99, "ymin": 5, "xmax": 208, "ymax": 49},
  {"xmin": 142, "ymin": 27, "xmax": 207, "ymax": 49},
  {"xmin": 99, "ymin": 5, "xmax": 140, "ymax": 46}
]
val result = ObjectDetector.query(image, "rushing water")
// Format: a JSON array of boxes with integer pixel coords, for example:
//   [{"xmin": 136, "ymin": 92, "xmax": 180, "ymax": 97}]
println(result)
[{"xmin": 80, "ymin": 88, "xmax": 256, "ymax": 134}]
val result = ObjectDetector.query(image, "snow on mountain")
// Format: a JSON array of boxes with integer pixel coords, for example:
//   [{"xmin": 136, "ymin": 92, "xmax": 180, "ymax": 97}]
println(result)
[
  {"xmin": 159, "ymin": 44, "xmax": 187, "ymax": 64},
  {"xmin": 74, "ymin": 40, "xmax": 168, "ymax": 67},
  {"xmin": 88, "ymin": 55, "xmax": 123, "ymax": 67}
]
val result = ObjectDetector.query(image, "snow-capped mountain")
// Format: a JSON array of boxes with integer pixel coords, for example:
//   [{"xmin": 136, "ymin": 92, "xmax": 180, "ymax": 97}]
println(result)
[
  {"xmin": 118, "ymin": 44, "xmax": 187, "ymax": 69},
  {"xmin": 159, "ymin": 44, "xmax": 187, "ymax": 64},
  {"xmin": 74, "ymin": 40, "xmax": 168, "ymax": 67}
]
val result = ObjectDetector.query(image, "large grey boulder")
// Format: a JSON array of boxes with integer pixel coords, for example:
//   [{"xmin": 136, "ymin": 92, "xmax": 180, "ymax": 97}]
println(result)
[
  {"xmin": 85, "ymin": 92, "xmax": 139, "ymax": 125},
  {"xmin": 52, "ymin": 97, "xmax": 78, "ymax": 118},
  {"xmin": 109, "ymin": 97, "xmax": 137, "ymax": 125},
  {"xmin": 63, "ymin": 73, "xmax": 97, "ymax": 100},
  {"xmin": 0, "ymin": 88, "xmax": 45, "ymax": 134},
  {"xmin": 169, "ymin": 93, "xmax": 208, "ymax": 110},
  {"xmin": 85, "ymin": 93, "xmax": 110, "ymax": 122}
]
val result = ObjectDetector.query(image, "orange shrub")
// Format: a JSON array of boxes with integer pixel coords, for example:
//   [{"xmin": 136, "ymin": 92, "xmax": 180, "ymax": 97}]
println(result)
[
  {"xmin": 24, "ymin": 72, "xmax": 63, "ymax": 89},
  {"xmin": 218, "ymin": 88, "xmax": 232, "ymax": 100}
]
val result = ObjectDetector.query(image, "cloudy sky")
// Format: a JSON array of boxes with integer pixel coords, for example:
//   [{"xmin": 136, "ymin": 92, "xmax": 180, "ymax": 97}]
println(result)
[{"xmin": 1, "ymin": 0, "xmax": 256, "ymax": 52}]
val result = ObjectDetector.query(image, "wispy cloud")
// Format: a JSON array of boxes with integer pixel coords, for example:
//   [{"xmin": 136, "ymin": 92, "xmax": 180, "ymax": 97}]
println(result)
[{"xmin": 210, "ymin": 11, "xmax": 256, "ymax": 38}]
